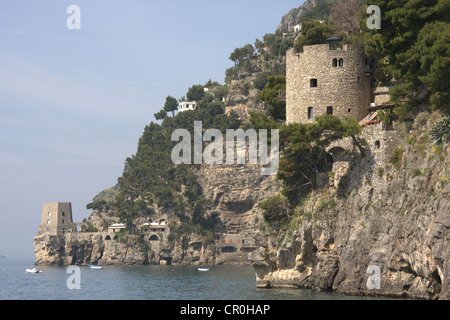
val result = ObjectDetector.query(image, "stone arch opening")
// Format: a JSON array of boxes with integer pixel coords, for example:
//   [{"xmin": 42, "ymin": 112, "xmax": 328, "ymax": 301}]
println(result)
[
  {"xmin": 113, "ymin": 235, "xmax": 118, "ymax": 240},
  {"xmin": 339, "ymin": 58, "xmax": 344, "ymax": 67},
  {"xmin": 328, "ymin": 147, "xmax": 346, "ymax": 170},
  {"xmin": 149, "ymin": 235, "xmax": 159, "ymax": 241},
  {"xmin": 332, "ymin": 58, "xmax": 337, "ymax": 67},
  {"xmin": 105, "ymin": 235, "xmax": 111, "ymax": 240}
]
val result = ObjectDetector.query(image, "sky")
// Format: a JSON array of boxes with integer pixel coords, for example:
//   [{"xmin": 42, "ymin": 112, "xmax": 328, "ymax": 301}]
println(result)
[{"xmin": 0, "ymin": 0, "xmax": 303, "ymax": 259}]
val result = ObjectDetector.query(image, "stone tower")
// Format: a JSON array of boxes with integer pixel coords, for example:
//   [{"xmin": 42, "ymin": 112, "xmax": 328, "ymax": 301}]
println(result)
[
  {"xmin": 38, "ymin": 202, "xmax": 76, "ymax": 236},
  {"xmin": 286, "ymin": 44, "xmax": 372, "ymax": 124}
]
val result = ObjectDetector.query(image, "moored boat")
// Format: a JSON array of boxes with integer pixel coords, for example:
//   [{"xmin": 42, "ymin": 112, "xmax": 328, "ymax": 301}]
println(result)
[
  {"xmin": 25, "ymin": 267, "xmax": 42, "ymax": 273},
  {"xmin": 198, "ymin": 267, "xmax": 209, "ymax": 272}
]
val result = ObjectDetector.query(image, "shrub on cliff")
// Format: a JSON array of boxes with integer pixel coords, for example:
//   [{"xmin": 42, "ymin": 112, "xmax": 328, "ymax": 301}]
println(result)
[{"xmin": 430, "ymin": 115, "xmax": 450, "ymax": 145}]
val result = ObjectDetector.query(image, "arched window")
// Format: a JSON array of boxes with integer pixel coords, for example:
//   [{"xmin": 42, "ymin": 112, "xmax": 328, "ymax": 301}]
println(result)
[
  {"xmin": 339, "ymin": 59, "xmax": 344, "ymax": 67},
  {"xmin": 332, "ymin": 58, "xmax": 337, "ymax": 67},
  {"xmin": 375, "ymin": 140, "xmax": 380, "ymax": 149}
]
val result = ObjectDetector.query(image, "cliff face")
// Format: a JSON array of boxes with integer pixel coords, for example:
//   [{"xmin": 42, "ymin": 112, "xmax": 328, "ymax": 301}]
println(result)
[
  {"xmin": 250, "ymin": 116, "xmax": 450, "ymax": 300},
  {"xmin": 277, "ymin": 0, "xmax": 327, "ymax": 32},
  {"xmin": 34, "ymin": 162, "xmax": 280, "ymax": 267},
  {"xmin": 33, "ymin": 232, "xmax": 217, "ymax": 266}
]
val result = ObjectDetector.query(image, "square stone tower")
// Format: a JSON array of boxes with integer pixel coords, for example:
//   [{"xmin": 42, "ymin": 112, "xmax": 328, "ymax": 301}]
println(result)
[{"xmin": 38, "ymin": 202, "xmax": 76, "ymax": 236}]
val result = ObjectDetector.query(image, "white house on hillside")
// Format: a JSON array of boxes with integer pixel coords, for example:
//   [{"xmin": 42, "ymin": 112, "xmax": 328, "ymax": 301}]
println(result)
[{"xmin": 178, "ymin": 101, "xmax": 197, "ymax": 112}]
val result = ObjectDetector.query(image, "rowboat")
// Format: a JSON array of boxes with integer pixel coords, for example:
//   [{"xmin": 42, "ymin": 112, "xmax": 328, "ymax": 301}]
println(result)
[{"xmin": 89, "ymin": 265, "xmax": 105, "ymax": 269}]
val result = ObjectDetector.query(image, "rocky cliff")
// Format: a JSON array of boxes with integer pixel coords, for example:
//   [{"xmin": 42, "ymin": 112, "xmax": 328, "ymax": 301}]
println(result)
[
  {"xmin": 34, "ymin": 161, "xmax": 280, "ymax": 267},
  {"xmin": 250, "ymin": 114, "xmax": 450, "ymax": 300},
  {"xmin": 277, "ymin": 0, "xmax": 329, "ymax": 32}
]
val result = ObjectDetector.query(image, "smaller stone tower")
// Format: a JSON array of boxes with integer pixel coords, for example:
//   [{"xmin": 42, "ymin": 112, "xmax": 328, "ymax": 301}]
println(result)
[{"xmin": 38, "ymin": 202, "xmax": 76, "ymax": 236}]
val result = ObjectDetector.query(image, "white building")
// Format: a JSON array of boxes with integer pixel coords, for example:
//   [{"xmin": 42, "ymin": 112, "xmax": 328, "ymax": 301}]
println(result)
[
  {"xmin": 108, "ymin": 223, "xmax": 126, "ymax": 233},
  {"xmin": 178, "ymin": 101, "xmax": 197, "ymax": 112}
]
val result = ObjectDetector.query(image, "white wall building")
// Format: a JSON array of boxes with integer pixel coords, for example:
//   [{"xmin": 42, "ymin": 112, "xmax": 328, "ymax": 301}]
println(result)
[{"xmin": 178, "ymin": 101, "xmax": 197, "ymax": 112}]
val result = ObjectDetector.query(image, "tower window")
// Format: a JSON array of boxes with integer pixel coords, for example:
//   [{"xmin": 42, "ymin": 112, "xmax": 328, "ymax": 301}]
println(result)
[
  {"xmin": 310, "ymin": 79, "xmax": 317, "ymax": 87},
  {"xmin": 47, "ymin": 219, "xmax": 51, "ymax": 224},
  {"xmin": 62, "ymin": 212, "xmax": 65, "ymax": 216},
  {"xmin": 308, "ymin": 107, "xmax": 313, "ymax": 120},
  {"xmin": 339, "ymin": 59, "xmax": 344, "ymax": 67},
  {"xmin": 332, "ymin": 59, "xmax": 337, "ymax": 67},
  {"xmin": 327, "ymin": 106, "xmax": 333, "ymax": 115},
  {"xmin": 375, "ymin": 140, "xmax": 380, "ymax": 149},
  {"xmin": 48, "ymin": 212, "xmax": 51, "ymax": 216},
  {"xmin": 348, "ymin": 108, "xmax": 351, "ymax": 113}
]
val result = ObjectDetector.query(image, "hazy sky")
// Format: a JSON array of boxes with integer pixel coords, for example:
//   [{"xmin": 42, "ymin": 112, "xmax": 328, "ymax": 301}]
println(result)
[{"xmin": 0, "ymin": 0, "xmax": 302, "ymax": 259}]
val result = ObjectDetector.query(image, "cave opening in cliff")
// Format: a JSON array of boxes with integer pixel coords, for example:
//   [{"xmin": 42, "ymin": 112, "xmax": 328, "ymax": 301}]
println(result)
[{"xmin": 221, "ymin": 246, "xmax": 237, "ymax": 253}]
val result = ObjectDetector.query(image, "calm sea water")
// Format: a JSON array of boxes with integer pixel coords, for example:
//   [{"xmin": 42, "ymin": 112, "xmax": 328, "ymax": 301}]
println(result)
[{"xmin": 0, "ymin": 259, "xmax": 377, "ymax": 300}]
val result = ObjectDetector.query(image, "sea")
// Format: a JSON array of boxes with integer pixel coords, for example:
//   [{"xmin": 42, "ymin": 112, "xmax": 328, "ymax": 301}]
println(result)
[{"xmin": 0, "ymin": 258, "xmax": 384, "ymax": 301}]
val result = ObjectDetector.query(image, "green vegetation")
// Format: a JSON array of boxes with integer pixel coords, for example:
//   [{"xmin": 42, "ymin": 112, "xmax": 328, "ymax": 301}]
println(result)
[
  {"xmin": 258, "ymin": 194, "xmax": 290, "ymax": 229},
  {"xmin": 389, "ymin": 147, "xmax": 403, "ymax": 169},
  {"xmin": 80, "ymin": 222, "xmax": 98, "ymax": 232},
  {"xmin": 250, "ymin": 113, "xmax": 364, "ymax": 206},
  {"xmin": 96, "ymin": 82, "xmax": 240, "ymax": 244},
  {"xmin": 258, "ymin": 75, "xmax": 286, "ymax": 120},
  {"xmin": 365, "ymin": 0, "xmax": 450, "ymax": 116},
  {"xmin": 226, "ymin": 29, "xmax": 294, "ymax": 84},
  {"xmin": 411, "ymin": 169, "xmax": 423, "ymax": 178},
  {"xmin": 430, "ymin": 115, "xmax": 450, "ymax": 145},
  {"xmin": 277, "ymin": 115, "xmax": 364, "ymax": 204},
  {"xmin": 295, "ymin": 20, "xmax": 333, "ymax": 52},
  {"xmin": 297, "ymin": 0, "xmax": 338, "ymax": 24}
]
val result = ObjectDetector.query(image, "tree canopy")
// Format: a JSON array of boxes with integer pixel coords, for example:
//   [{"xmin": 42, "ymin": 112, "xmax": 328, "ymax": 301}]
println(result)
[
  {"xmin": 252, "ymin": 114, "xmax": 363, "ymax": 205},
  {"xmin": 258, "ymin": 75, "xmax": 286, "ymax": 120},
  {"xmin": 164, "ymin": 95, "xmax": 179, "ymax": 116},
  {"xmin": 365, "ymin": 0, "xmax": 450, "ymax": 115},
  {"xmin": 186, "ymin": 85, "xmax": 205, "ymax": 102},
  {"xmin": 295, "ymin": 20, "xmax": 333, "ymax": 52},
  {"xmin": 229, "ymin": 44, "xmax": 255, "ymax": 65}
]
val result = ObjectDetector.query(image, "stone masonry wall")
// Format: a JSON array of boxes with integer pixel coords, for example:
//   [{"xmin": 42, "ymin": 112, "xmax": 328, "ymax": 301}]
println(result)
[{"xmin": 286, "ymin": 44, "xmax": 372, "ymax": 124}]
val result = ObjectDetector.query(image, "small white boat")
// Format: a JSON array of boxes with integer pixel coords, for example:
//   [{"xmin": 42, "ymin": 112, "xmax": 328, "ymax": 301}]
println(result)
[
  {"xmin": 198, "ymin": 267, "xmax": 210, "ymax": 272},
  {"xmin": 25, "ymin": 267, "xmax": 42, "ymax": 273},
  {"xmin": 89, "ymin": 265, "xmax": 105, "ymax": 269}
]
